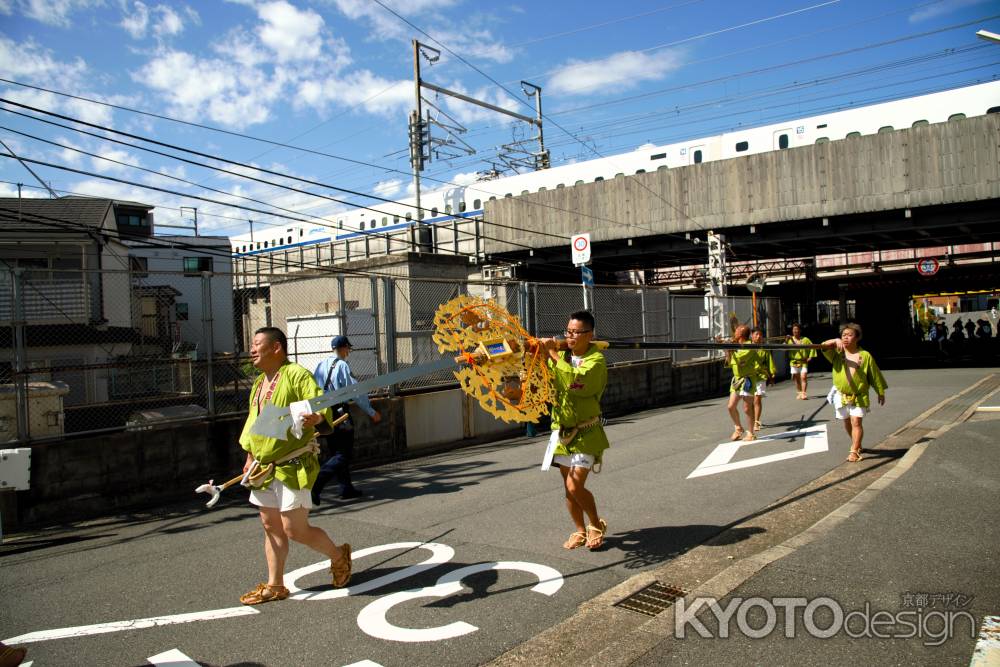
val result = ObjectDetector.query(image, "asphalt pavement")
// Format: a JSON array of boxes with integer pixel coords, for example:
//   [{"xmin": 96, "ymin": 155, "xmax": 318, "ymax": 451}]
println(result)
[{"xmin": 1, "ymin": 367, "xmax": 997, "ymax": 667}]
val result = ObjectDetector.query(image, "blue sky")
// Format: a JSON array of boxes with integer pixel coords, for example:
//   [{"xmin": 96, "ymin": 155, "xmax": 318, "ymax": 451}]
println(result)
[{"xmin": 0, "ymin": 0, "xmax": 997, "ymax": 237}]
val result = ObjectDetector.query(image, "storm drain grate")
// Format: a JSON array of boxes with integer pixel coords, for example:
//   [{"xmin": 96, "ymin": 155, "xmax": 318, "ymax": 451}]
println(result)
[{"xmin": 615, "ymin": 582, "xmax": 689, "ymax": 616}]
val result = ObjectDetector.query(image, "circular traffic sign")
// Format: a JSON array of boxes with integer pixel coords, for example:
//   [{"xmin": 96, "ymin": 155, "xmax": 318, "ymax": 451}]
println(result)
[
  {"xmin": 573, "ymin": 237, "xmax": 589, "ymax": 251},
  {"xmin": 916, "ymin": 257, "xmax": 939, "ymax": 276}
]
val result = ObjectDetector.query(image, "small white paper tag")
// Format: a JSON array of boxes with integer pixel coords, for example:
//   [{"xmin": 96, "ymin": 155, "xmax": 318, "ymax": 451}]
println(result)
[
  {"xmin": 540, "ymin": 430, "xmax": 559, "ymax": 471},
  {"xmin": 289, "ymin": 399, "xmax": 313, "ymax": 439}
]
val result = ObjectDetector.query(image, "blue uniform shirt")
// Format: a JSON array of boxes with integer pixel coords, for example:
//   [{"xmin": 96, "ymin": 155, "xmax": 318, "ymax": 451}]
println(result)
[{"xmin": 312, "ymin": 356, "xmax": 376, "ymax": 417}]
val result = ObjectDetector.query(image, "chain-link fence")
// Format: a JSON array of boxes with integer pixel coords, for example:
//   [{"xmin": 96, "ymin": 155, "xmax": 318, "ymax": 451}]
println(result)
[{"xmin": 1, "ymin": 266, "xmax": 778, "ymax": 442}]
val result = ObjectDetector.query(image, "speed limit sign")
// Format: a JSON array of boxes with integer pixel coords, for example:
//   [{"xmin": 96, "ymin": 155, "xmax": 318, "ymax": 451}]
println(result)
[
  {"xmin": 571, "ymin": 233, "xmax": 591, "ymax": 266},
  {"xmin": 916, "ymin": 257, "xmax": 939, "ymax": 276}
]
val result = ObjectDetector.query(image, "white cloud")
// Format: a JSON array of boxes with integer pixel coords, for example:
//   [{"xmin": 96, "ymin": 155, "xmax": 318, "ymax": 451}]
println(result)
[
  {"xmin": 12, "ymin": 0, "xmax": 101, "ymax": 27},
  {"xmin": 548, "ymin": 49, "xmax": 684, "ymax": 96},
  {"xmin": 326, "ymin": 0, "xmax": 513, "ymax": 63},
  {"xmin": 373, "ymin": 178, "xmax": 403, "ymax": 197},
  {"xmin": 909, "ymin": 0, "xmax": 988, "ymax": 22},
  {"xmin": 0, "ymin": 1, "xmax": 12, "ymax": 14},
  {"xmin": 133, "ymin": 50, "xmax": 283, "ymax": 127},
  {"xmin": 91, "ymin": 147, "xmax": 139, "ymax": 175},
  {"xmin": 295, "ymin": 71, "xmax": 411, "ymax": 116},
  {"xmin": 120, "ymin": 1, "xmax": 193, "ymax": 39},
  {"xmin": 257, "ymin": 0, "xmax": 326, "ymax": 62}
]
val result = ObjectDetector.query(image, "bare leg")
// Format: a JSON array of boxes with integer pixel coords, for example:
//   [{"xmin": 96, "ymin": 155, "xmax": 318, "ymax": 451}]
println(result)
[
  {"xmin": 793, "ymin": 373, "xmax": 802, "ymax": 393},
  {"xmin": 801, "ymin": 372, "xmax": 808, "ymax": 397},
  {"xmin": 259, "ymin": 508, "xmax": 289, "ymax": 587},
  {"xmin": 280, "ymin": 507, "xmax": 347, "ymax": 566},
  {"xmin": 753, "ymin": 395, "xmax": 763, "ymax": 426},
  {"xmin": 727, "ymin": 392, "xmax": 743, "ymax": 429},
  {"xmin": 562, "ymin": 466, "xmax": 599, "ymax": 528},
  {"xmin": 743, "ymin": 397, "xmax": 754, "ymax": 427},
  {"xmin": 849, "ymin": 416, "xmax": 864, "ymax": 453}
]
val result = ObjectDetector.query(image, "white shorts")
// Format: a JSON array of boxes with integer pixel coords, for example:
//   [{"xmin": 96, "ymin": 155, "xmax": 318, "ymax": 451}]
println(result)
[
  {"xmin": 552, "ymin": 452, "xmax": 596, "ymax": 469},
  {"xmin": 834, "ymin": 404, "xmax": 868, "ymax": 420},
  {"xmin": 790, "ymin": 365, "xmax": 808, "ymax": 375},
  {"xmin": 738, "ymin": 381, "xmax": 767, "ymax": 397},
  {"xmin": 249, "ymin": 477, "xmax": 314, "ymax": 512}
]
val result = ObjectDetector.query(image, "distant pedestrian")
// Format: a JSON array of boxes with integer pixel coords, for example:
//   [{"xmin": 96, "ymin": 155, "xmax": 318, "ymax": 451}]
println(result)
[
  {"xmin": 750, "ymin": 327, "xmax": 776, "ymax": 434},
  {"xmin": 965, "ymin": 319, "xmax": 976, "ymax": 340},
  {"xmin": 820, "ymin": 323, "xmax": 887, "ymax": 463},
  {"xmin": 976, "ymin": 318, "xmax": 992, "ymax": 339},
  {"xmin": 312, "ymin": 335, "xmax": 381, "ymax": 503},
  {"xmin": 724, "ymin": 325, "xmax": 760, "ymax": 441},
  {"xmin": 786, "ymin": 322, "xmax": 816, "ymax": 399}
]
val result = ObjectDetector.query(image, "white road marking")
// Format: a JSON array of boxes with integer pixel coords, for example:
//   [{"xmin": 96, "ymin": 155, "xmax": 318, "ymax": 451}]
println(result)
[
  {"xmin": 148, "ymin": 648, "xmax": 201, "ymax": 666},
  {"xmin": 285, "ymin": 541, "xmax": 456, "ymax": 601},
  {"xmin": 970, "ymin": 615, "xmax": 1000, "ymax": 667},
  {"xmin": 342, "ymin": 661, "xmax": 384, "ymax": 667},
  {"xmin": 356, "ymin": 561, "xmax": 564, "ymax": 642},
  {"xmin": 688, "ymin": 425, "xmax": 829, "ymax": 479},
  {"xmin": 3, "ymin": 607, "xmax": 259, "ymax": 644}
]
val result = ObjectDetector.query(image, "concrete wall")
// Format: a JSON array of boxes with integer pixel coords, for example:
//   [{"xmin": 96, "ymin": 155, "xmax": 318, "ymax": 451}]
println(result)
[
  {"xmin": 6, "ymin": 357, "xmax": 736, "ymax": 527},
  {"xmin": 483, "ymin": 114, "xmax": 1000, "ymax": 250}
]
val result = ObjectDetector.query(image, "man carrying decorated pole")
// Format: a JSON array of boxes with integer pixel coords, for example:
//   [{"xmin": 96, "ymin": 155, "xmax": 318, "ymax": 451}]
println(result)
[
  {"xmin": 538, "ymin": 310, "xmax": 610, "ymax": 551},
  {"xmin": 237, "ymin": 327, "xmax": 352, "ymax": 605}
]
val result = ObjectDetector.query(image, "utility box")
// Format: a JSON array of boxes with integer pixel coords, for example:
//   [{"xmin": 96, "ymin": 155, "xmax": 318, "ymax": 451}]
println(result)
[
  {"xmin": 0, "ymin": 381, "xmax": 70, "ymax": 442},
  {"xmin": 0, "ymin": 448, "xmax": 31, "ymax": 490}
]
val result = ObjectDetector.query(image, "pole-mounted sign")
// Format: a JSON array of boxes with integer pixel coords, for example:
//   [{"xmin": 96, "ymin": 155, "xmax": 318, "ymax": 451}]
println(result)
[
  {"xmin": 571, "ymin": 233, "xmax": 591, "ymax": 266},
  {"xmin": 916, "ymin": 257, "xmax": 939, "ymax": 276}
]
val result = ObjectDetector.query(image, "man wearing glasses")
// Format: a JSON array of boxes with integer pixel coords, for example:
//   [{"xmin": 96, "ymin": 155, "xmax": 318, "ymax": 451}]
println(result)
[{"xmin": 538, "ymin": 310, "xmax": 610, "ymax": 551}]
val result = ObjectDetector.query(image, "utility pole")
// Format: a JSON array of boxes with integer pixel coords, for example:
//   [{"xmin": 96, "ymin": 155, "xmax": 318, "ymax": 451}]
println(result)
[{"xmin": 706, "ymin": 231, "xmax": 727, "ymax": 351}]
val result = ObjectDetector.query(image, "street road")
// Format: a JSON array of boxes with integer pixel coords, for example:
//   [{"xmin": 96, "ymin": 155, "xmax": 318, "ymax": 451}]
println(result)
[{"xmin": 1, "ymin": 368, "xmax": 992, "ymax": 667}]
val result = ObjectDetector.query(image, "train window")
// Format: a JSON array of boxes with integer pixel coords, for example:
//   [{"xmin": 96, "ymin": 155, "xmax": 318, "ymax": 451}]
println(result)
[
  {"xmin": 288, "ymin": 237, "xmax": 292, "ymax": 244},
  {"xmin": 694, "ymin": 150, "xmax": 703, "ymax": 163},
  {"xmin": 815, "ymin": 137, "xmax": 829, "ymax": 144},
  {"xmin": 556, "ymin": 183, "xmax": 565, "ymax": 189},
  {"xmin": 735, "ymin": 141, "xmax": 749, "ymax": 152},
  {"xmin": 406, "ymin": 213, "xmax": 412, "ymax": 221},
  {"xmin": 877, "ymin": 126, "xmax": 893, "ymax": 134},
  {"xmin": 635, "ymin": 169, "xmax": 645, "ymax": 174},
  {"xmin": 538, "ymin": 186, "xmax": 547, "ymax": 192},
  {"xmin": 521, "ymin": 190, "xmax": 529, "ymax": 196},
  {"xmin": 299, "ymin": 229, "xmax": 303, "ymax": 236},
  {"xmin": 816, "ymin": 123, "xmax": 828, "ymax": 129},
  {"xmin": 360, "ymin": 221, "xmax": 365, "ymax": 230},
  {"xmin": 613, "ymin": 173, "xmax": 623, "ymax": 179},
  {"xmin": 394, "ymin": 216, "xmax": 399, "ymax": 223},
  {"xmin": 488, "ymin": 196, "xmax": 496, "ymax": 201},
  {"xmin": 505, "ymin": 193, "xmax": 512, "ymax": 198},
  {"xmin": 778, "ymin": 134, "xmax": 789, "ymax": 149},
  {"xmin": 594, "ymin": 176, "xmax": 604, "ymax": 182},
  {"xmin": 419, "ymin": 212, "xmax": 425, "ymax": 220},
  {"xmin": 657, "ymin": 165, "xmax": 668, "ymax": 172},
  {"xmin": 474, "ymin": 198, "xmax": 481, "ymax": 208},
  {"xmin": 431, "ymin": 207, "xmax": 438, "ymax": 217},
  {"xmin": 264, "ymin": 241, "xmax": 269, "ymax": 248},
  {"xmin": 988, "ymin": 106, "xmax": 1000, "ymax": 114},
  {"xmin": 650, "ymin": 153, "xmax": 666, "ymax": 160},
  {"xmin": 445, "ymin": 205, "xmax": 452, "ymax": 214},
  {"xmin": 338, "ymin": 219, "xmax": 343, "ymax": 228},
  {"xmin": 257, "ymin": 242, "xmax": 261, "ymax": 249},
  {"xmin": 459, "ymin": 201, "xmax": 466, "ymax": 212},
  {"xmin": 846, "ymin": 131, "xmax": 861, "ymax": 139},
  {"xmin": 948, "ymin": 113, "xmax": 965, "ymax": 121},
  {"xmin": 912, "ymin": 120, "xmax": 929, "ymax": 128},
  {"xmin": 382, "ymin": 217, "xmax": 387, "ymax": 226},
  {"xmin": 575, "ymin": 180, "xmax": 584, "ymax": 185}
]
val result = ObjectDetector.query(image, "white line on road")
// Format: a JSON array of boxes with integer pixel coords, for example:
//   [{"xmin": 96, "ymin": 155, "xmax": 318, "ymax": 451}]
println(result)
[
  {"xmin": 3, "ymin": 606, "xmax": 259, "ymax": 645},
  {"xmin": 342, "ymin": 661, "xmax": 385, "ymax": 667},
  {"xmin": 687, "ymin": 425, "xmax": 829, "ymax": 479},
  {"xmin": 148, "ymin": 648, "xmax": 201, "ymax": 666}
]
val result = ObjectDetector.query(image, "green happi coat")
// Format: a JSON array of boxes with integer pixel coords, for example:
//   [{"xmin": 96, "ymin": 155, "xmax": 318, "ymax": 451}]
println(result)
[
  {"xmin": 822, "ymin": 347, "xmax": 888, "ymax": 409},
  {"xmin": 547, "ymin": 344, "xmax": 610, "ymax": 462},
  {"xmin": 729, "ymin": 347, "xmax": 767, "ymax": 391},
  {"xmin": 239, "ymin": 361, "xmax": 333, "ymax": 490},
  {"xmin": 787, "ymin": 337, "xmax": 817, "ymax": 366}
]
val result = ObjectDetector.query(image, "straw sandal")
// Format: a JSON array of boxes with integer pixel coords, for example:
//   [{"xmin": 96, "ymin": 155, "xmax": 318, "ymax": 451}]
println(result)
[
  {"xmin": 239, "ymin": 583, "xmax": 289, "ymax": 605},
  {"xmin": 846, "ymin": 449, "xmax": 864, "ymax": 463},
  {"xmin": 730, "ymin": 426, "xmax": 744, "ymax": 441},
  {"xmin": 563, "ymin": 531, "xmax": 587, "ymax": 550},
  {"xmin": 586, "ymin": 519, "xmax": 607, "ymax": 551},
  {"xmin": 330, "ymin": 543, "xmax": 352, "ymax": 588}
]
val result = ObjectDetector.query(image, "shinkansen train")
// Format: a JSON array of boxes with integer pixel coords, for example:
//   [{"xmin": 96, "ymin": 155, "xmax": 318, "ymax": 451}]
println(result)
[{"xmin": 230, "ymin": 80, "xmax": 1000, "ymax": 257}]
